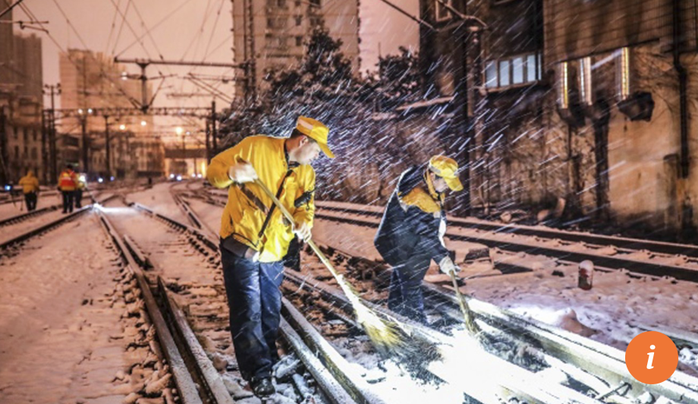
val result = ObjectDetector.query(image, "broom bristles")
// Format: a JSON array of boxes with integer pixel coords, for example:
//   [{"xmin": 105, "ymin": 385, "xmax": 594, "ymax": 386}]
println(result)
[{"xmin": 333, "ymin": 273, "xmax": 406, "ymax": 352}]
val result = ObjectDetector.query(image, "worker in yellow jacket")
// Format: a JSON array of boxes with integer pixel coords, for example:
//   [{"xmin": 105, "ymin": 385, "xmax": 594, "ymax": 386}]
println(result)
[
  {"xmin": 206, "ymin": 116, "xmax": 333, "ymax": 398},
  {"xmin": 18, "ymin": 170, "xmax": 40, "ymax": 211}
]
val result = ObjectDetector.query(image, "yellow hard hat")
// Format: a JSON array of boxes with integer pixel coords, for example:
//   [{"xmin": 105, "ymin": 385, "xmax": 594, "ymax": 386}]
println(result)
[
  {"xmin": 428, "ymin": 155, "xmax": 463, "ymax": 192},
  {"xmin": 296, "ymin": 116, "xmax": 334, "ymax": 159}
]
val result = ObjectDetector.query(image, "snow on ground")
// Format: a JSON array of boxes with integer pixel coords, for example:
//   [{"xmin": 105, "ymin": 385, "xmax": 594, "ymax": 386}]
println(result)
[
  {"xmin": 0, "ymin": 192, "xmax": 63, "ymax": 221},
  {"xmin": 174, "ymin": 186, "xmax": 698, "ymax": 371},
  {"xmin": 310, "ymin": 207, "xmax": 698, "ymax": 369},
  {"xmin": 0, "ymin": 209, "xmax": 70, "ymax": 245},
  {"xmin": 126, "ymin": 182, "xmax": 188, "ymax": 224},
  {"xmin": 0, "ymin": 212, "xmax": 133, "ymax": 404},
  {"xmin": 102, "ymin": 203, "xmax": 219, "ymax": 289}
]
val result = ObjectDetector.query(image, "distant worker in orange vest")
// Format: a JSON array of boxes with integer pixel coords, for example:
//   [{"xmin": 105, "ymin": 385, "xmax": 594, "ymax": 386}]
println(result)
[
  {"xmin": 57, "ymin": 164, "xmax": 78, "ymax": 213},
  {"xmin": 18, "ymin": 170, "xmax": 40, "ymax": 211}
]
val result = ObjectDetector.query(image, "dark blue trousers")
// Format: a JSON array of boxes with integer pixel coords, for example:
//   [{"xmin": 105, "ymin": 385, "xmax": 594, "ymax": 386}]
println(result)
[
  {"xmin": 220, "ymin": 246, "xmax": 284, "ymax": 381},
  {"xmin": 387, "ymin": 254, "xmax": 431, "ymax": 324}
]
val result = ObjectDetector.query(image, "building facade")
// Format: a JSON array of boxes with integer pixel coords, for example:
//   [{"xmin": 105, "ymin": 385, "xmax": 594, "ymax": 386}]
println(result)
[
  {"xmin": 0, "ymin": 3, "xmax": 44, "ymax": 185},
  {"xmin": 58, "ymin": 49, "xmax": 156, "ymax": 179},
  {"xmin": 407, "ymin": 0, "xmax": 698, "ymax": 237},
  {"xmin": 232, "ymin": 0, "xmax": 360, "ymax": 99}
]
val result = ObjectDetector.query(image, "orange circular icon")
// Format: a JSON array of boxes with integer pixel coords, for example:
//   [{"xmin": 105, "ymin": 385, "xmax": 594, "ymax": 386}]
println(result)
[{"xmin": 625, "ymin": 331, "xmax": 679, "ymax": 384}]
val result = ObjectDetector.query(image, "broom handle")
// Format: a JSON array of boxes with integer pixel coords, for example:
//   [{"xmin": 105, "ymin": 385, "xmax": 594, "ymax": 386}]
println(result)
[
  {"xmin": 450, "ymin": 270, "xmax": 482, "ymax": 336},
  {"xmin": 253, "ymin": 179, "xmax": 341, "ymax": 279}
]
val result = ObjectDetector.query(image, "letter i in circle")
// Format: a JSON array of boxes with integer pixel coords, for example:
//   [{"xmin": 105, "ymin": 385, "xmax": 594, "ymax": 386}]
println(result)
[{"xmin": 647, "ymin": 345, "xmax": 656, "ymax": 369}]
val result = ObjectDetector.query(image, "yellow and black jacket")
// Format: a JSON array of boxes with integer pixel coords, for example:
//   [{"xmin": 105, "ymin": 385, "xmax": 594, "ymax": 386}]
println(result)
[
  {"xmin": 207, "ymin": 135, "xmax": 315, "ymax": 263},
  {"xmin": 374, "ymin": 165, "xmax": 449, "ymax": 266}
]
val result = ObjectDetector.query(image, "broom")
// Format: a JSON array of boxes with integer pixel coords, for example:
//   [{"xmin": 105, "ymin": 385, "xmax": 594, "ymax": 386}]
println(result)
[
  {"xmin": 253, "ymin": 179, "xmax": 405, "ymax": 353},
  {"xmin": 449, "ymin": 270, "xmax": 481, "ymax": 336}
]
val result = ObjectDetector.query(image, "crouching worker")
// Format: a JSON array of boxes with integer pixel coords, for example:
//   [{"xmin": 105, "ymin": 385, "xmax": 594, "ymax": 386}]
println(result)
[
  {"xmin": 374, "ymin": 156, "xmax": 464, "ymax": 324},
  {"xmin": 206, "ymin": 117, "xmax": 334, "ymax": 398}
]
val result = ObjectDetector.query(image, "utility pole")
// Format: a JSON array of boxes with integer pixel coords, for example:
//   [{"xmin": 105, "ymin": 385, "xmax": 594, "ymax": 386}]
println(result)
[
  {"xmin": 205, "ymin": 118, "xmax": 211, "ymax": 163},
  {"xmin": 211, "ymin": 100, "xmax": 218, "ymax": 153},
  {"xmin": 114, "ymin": 57, "xmax": 244, "ymax": 113},
  {"xmin": 79, "ymin": 112, "xmax": 89, "ymax": 174},
  {"xmin": 0, "ymin": 106, "xmax": 7, "ymax": 185},
  {"xmin": 43, "ymin": 84, "xmax": 60, "ymax": 183},
  {"xmin": 104, "ymin": 115, "xmax": 111, "ymax": 178},
  {"xmin": 245, "ymin": 0, "xmax": 256, "ymax": 102}
]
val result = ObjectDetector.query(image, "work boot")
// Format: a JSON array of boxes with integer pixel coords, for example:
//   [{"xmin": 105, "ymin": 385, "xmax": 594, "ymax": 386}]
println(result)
[{"xmin": 250, "ymin": 376, "xmax": 275, "ymax": 398}]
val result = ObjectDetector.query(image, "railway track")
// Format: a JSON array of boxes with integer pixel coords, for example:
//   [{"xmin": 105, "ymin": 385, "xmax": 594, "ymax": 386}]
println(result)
[
  {"xmin": 0, "ymin": 204, "xmax": 61, "ymax": 227},
  {"xmin": 0, "ymin": 193, "xmax": 118, "ymax": 251},
  {"xmin": 103, "ymin": 198, "xmax": 366, "ymax": 404},
  {"xmin": 306, "ymin": 201, "xmax": 698, "ymax": 283},
  {"xmin": 141, "ymin": 196, "xmax": 610, "ymax": 403},
  {"xmin": 182, "ymin": 190, "xmax": 698, "ymax": 403}
]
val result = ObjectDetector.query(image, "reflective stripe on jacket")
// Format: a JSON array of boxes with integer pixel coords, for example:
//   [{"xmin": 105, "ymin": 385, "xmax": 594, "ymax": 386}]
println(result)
[
  {"xmin": 58, "ymin": 170, "xmax": 77, "ymax": 191},
  {"xmin": 206, "ymin": 135, "xmax": 315, "ymax": 263}
]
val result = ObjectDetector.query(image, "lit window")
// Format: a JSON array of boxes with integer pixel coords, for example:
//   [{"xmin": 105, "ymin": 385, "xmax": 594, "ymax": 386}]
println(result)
[
  {"xmin": 526, "ymin": 54, "xmax": 537, "ymax": 82},
  {"xmin": 559, "ymin": 61, "xmax": 569, "ymax": 109},
  {"xmin": 617, "ymin": 47, "xmax": 630, "ymax": 100},
  {"xmin": 485, "ymin": 61, "xmax": 498, "ymax": 88},
  {"xmin": 512, "ymin": 56, "xmax": 524, "ymax": 84},
  {"xmin": 435, "ymin": 0, "xmax": 453, "ymax": 21},
  {"xmin": 499, "ymin": 60, "xmax": 511, "ymax": 87},
  {"xmin": 579, "ymin": 57, "xmax": 592, "ymax": 106},
  {"xmin": 484, "ymin": 52, "xmax": 541, "ymax": 90}
]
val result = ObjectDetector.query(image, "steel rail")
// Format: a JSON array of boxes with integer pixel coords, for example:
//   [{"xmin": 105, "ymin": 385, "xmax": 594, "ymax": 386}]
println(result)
[
  {"xmin": 97, "ymin": 209, "xmax": 204, "ymax": 404},
  {"xmin": 0, "ymin": 195, "xmax": 119, "ymax": 250},
  {"xmin": 313, "ymin": 207, "xmax": 698, "ymax": 283},
  {"xmin": 127, "ymin": 201, "xmax": 372, "ymax": 404},
  {"xmin": 313, "ymin": 201, "xmax": 698, "ymax": 258},
  {"xmin": 178, "ymin": 194, "xmax": 610, "ymax": 403},
  {"xmin": 0, "ymin": 204, "xmax": 60, "ymax": 227},
  {"xmin": 191, "ymin": 191, "xmax": 698, "ymax": 402}
]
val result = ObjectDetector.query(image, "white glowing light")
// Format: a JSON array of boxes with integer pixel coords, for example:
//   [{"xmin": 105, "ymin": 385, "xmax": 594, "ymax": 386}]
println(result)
[
  {"xmin": 98, "ymin": 177, "xmax": 104, "ymax": 183},
  {"xmin": 119, "ymin": 124, "xmax": 126, "ymax": 131},
  {"xmin": 140, "ymin": 120, "xmax": 147, "ymax": 126}
]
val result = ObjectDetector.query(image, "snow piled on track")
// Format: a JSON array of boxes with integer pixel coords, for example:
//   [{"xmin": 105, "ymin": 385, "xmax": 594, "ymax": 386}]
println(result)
[
  {"xmin": 0, "ymin": 213, "xmax": 134, "ymax": 403},
  {"xmin": 126, "ymin": 182, "xmax": 189, "ymax": 224}
]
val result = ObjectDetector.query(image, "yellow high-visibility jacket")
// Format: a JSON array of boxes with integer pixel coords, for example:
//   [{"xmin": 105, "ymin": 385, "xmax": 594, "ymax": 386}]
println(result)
[
  {"xmin": 207, "ymin": 135, "xmax": 316, "ymax": 263},
  {"xmin": 18, "ymin": 173, "xmax": 40, "ymax": 194}
]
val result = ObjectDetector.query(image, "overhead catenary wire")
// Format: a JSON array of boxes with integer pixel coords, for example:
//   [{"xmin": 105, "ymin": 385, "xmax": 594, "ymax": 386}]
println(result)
[
  {"xmin": 104, "ymin": 0, "xmax": 122, "ymax": 56},
  {"xmin": 17, "ymin": 2, "xmax": 141, "ymax": 109},
  {"xmin": 187, "ymin": 0, "xmax": 227, "ymax": 78},
  {"xmin": 111, "ymin": 0, "xmax": 132, "ymax": 55},
  {"xmin": 114, "ymin": 0, "xmax": 196, "ymax": 58}
]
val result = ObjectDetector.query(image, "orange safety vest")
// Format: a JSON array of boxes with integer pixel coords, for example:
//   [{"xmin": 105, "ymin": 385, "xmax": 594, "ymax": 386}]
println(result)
[{"xmin": 58, "ymin": 170, "xmax": 77, "ymax": 191}]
